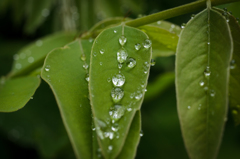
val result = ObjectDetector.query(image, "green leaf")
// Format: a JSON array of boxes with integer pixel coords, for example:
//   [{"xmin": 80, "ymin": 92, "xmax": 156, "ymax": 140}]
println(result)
[
  {"xmin": 144, "ymin": 72, "xmax": 175, "ymax": 101},
  {"xmin": 151, "ymin": 20, "xmax": 182, "ymax": 35},
  {"xmin": 214, "ymin": 8, "xmax": 240, "ymax": 125},
  {"xmin": 0, "ymin": 76, "xmax": 40, "ymax": 112},
  {"xmin": 139, "ymin": 25, "xmax": 179, "ymax": 57},
  {"xmin": 176, "ymin": 8, "xmax": 232, "ymax": 159},
  {"xmin": 89, "ymin": 25, "xmax": 151, "ymax": 159},
  {"xmin": 41, "ymin": 40, "xmax": 93, "ymax": 159},
  {"xmin": 9, "ymin": 32, "xmax": 76, "ymax": 78},
  {"xmin": 116, "ymin": 110, "xmax": 141, "ymax": 159}
]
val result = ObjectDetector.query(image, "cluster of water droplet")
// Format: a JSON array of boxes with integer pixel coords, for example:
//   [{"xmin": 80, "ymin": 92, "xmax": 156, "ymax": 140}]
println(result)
[{"xmin": 222, "ymin": 8, "xmax": 230, "ymax": 23}]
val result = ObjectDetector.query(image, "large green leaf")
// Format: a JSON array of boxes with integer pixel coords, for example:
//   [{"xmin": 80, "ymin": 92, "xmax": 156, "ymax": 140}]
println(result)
[
  {"xmin": 41, "ymin": 40, "xmax": 93, "ymax": 159},
  {"xmin": 176, "ymin": 8, "xmax": 232, "ymax": 159},
  {"xmin": 89, "ymin": 25, "xmax": 151, "ymax": 159},
  {"xmin": 9, "ymin": 32, "xmax": 76, "ymax": 78},
  {"xmin": 0, "ymin": 76, "xmax": 40, "ymax": 112},
  {"xmin": 139, "ymin": 25, "xmax": 179, "ymax": 57}
]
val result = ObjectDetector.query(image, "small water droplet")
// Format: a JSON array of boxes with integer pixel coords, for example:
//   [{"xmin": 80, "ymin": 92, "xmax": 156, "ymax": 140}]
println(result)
[
  {"xmin": 100, "ymin": 49, "xmax": 105, "ymax": 54},
  {"xmin": 126, "ymin": 58, "xmax": 136, "ymax": 68},
  {"xmin": 111, "ymin": 88, "xmax": 124, "ymax": 103},
  {"xmin": 119, "ymin": 35, "xmax": 127, "ymax": 46},
  {"xmin": 45, "ymin": 65, "xmax": 50, "ymax": 72},
  {"xmin": 199, "ymin": 80, "xmax": 205, "ymax": 87},
  {"xmin": 107, "ymin": 77, "xmax": 111, "ymax": 83},
  {"xmin": 210, "ymin": 89, "xmax": 215, "ymax": 97},
  {"xmin": 112, "ymin": 73, "xmax": 125, "ymax": 87},
  {"xmin": 181, "ymin": 23, "xmax": 186, "ymax": 29},
  {"xmin": 83, "ymin": 63, "xmax": 89, "ymax": 69},
  {"xmin": 204, "ymin": 66, "xmax": 211, "ymax": 78},
  {"xmin": 15, "ymin": 63, "xmax": 22, "ymax": 69},
  {"xmin": 100, "ymin": 62, "xmax": 103, "ymax": 66},
  {"xmin": 207, "ymin": 42, "xmax": 210, "ymax": 45},
  {"xmin": 117, "ymin": 48, "xmax": 128, "ymax": 63},
  {"xmin": 135, "ymin": 91, "xmax": 143, "ymax": 100},
  {"xmin": 135, "ymin": 43, "xmax": 141, "ymax": 50},
  {"xmin": 114, "ymin": 30, "xmax": 117, "ymax": 33},
  {"xmin": 81, "ymin": 54, "xmax": 86, "ymax": 61},
  {"xmin": 236, "ymin": 17, "xmax": 239, "ymax": 23},
  {"xmin": 157, "ymin": 21, "xmax": 161, "ymax": 25},
  {"xmin": 140, "ymin": 130, "xmax": 144, "ymax": 137},
  {"xmin": 118, "ymin": 63, "xmax": 123, "ymax": 69},
  {"xmin": 36, "ymin": 40, "xmax": 43, "ymax": 47},
  {"xmin": 230, "ymin": 59, "xmax": 236, "ymax": 69},
  {"xmin": 143, "ymin": 39, "xmax": 152, "ymax": 49},
  {"xmin": 28, "ymin": 57, "xmax": 34, "ymax": 63},
  {"xmin": 111, "ymin": 123, "xmax": 119, "ymax": 132},
  {"xmin": 93, "ymin": 52, "xmax": 97, "ymax": 57},
  {"xmin": 85, "ymin": 74, "xmax": 90, "ymax": 82},
  {"xmin": 187, "ymin": 106, "xmax": 191, "ymax": 109},
  {"xmin": 150, "ymin": 59, "xmax": 155, "ymax": 66},
  {"xmin": 30, "ymin": 97, "xmax": 33, "ymax": 99},
  {"xmin": 204, "ymin": 86, "xmax": 209, "ymax": 91},
  {"xmin": 127, "ymin": 107, "xmax": 132, "ymax": 112},
  {"xmin": 108, "ymin": 145, "xmax": 113, "ymax": 152},
  {"xmin": 109, "ymin": 105, "xmax": 125, "ymax": 122},
  {"xmin": 191, "ymin": 14, "xmax": 195, "ymax": 19}
]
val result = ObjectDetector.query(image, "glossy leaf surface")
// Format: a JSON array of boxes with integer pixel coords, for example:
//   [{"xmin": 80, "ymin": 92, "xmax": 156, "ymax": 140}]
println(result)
[
  {"xmin": 176, "ymin": 8, "xmax": 232, "ymax": 159},
  {"xmin": 89, "ymin": 25, "xmax": 151, "ymax": 159},
  {"xmin": 10, "ymin": 32, "xmax": 76, "ymax": 77},
  {"xmin": 41, "ymin": 40, "xmax": 93, "ymax": 159},
  {"xmin": 0, "ymin": 76, "xmax": 40, "ymax": 112}
]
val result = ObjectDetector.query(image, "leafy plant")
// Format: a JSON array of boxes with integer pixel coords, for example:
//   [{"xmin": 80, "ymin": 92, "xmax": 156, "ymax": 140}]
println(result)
[{"xmin": 1, "ymin": 0, "xmax": 240, "ymax": 159}]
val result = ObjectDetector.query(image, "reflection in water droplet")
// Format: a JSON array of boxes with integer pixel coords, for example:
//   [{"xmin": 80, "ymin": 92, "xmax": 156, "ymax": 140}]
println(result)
[
  {"xmin": 135, "ymin": 43, "xmax": 141, "ymax": 50},
  {"xmin": 28, "ymin": 57, "xmax": 34, "ymax": 63},
  {"xmin": 117, "ymin": 48, "xmax": 128, "ymax": 63},
  {"xmin": 230, "ymin": 59, "xmax": 236, "ymax": 69},
  {"xmin": 109, "ymin": 105, "xmax": 125, "ymax": 122},
  {"xmin": 100, "ymin": 49, "xmax": 105, "ymax": 54},
  {"xmin": 199, "ymin": 80, "xmax": 205, "ymax": 87},
  {"xmin": 111, "ymin": 88, "xmax": 124, "ymax": 103},
  {"xmin": 143, "ymin": 39, "xmax": 152, "ymax": 49},
  {"xmin": 111, "ymin": 123, "xmax": 119, "ymax": 132},
  {"xmin": 119, "ymin": 35, "xmax": 127, "ymax": 46},
  {"xmin": 127, "ymin": 58, "xmax": 136, "ymax": 68},
  {"xmin": 204, "ymin": 66, "xmax": 211, "ymax": 78},
  {"xmin": 112, "ymin": 74, "xmax": 125, "ymax": 87}
]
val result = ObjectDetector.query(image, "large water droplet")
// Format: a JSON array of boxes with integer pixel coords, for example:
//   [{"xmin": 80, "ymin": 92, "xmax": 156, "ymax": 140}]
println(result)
[
  {"xmin": 143, "ymin": 39, "xmax": 152, "ymax": 49},
  {"xmin": 230, "ymin": 59, "xmax": 236, "ymax": 69},
  {"xmin": 111, "ymin": 88, "xmax": 124, "ymax": 103},
  {"xmin": 119, "ymin": 35, "xmax": 127, "ymax": 46},
  {"xmin": 117, "ymin": 48, "xmax": 128, "ymax": 63},
  {"xmin": 135, "ymin": 43, "xmax": 141, "ymax": 50},
  {"xmin": 112, "ymin": 73, "xmax": 125, "ymax": 87},
  {"xmin": 127, "ymin": 58, "xmax": 136, "ymax": 68},
  {"xmin": 100, "ymin": 49, "xmax": 105, "ymax": 54},
  {"xmin": 109, "ymin": 105, "xmax": 125, "ymax": 122},
  {"xmin": 204, "ymin": 66, "xmax": 211, "ymax": 78}
]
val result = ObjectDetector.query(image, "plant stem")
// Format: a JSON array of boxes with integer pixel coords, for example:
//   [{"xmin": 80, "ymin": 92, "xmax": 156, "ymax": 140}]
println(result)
[{"xmin": 125, "ymin": 0, "xmax": 240, "ymax": 27}]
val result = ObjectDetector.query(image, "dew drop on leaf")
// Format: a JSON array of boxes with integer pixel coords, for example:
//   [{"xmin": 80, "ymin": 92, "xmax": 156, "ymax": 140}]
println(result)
[
  {"xmin": 135, "ymin": 43, "xmax": 141, "ymax": 50},
  {"xmin": 230, "ymin": 59, "xmax": 236, "ymax": 69},
  {"xmin": 111, "ymin": 87, "xmax": 124, "ymax": 103},
  {"xmin": 114, "ymin": 30, "xmax": 117, "ymax": 33},
  {"xmin": 140, "ymin": 130, "xmax": 144, "ymax": 137},
  {"xmin": 204, "ymin": 66, "xmax": 211, "ymax": 78},
  {"xmin": 150, "ymin": 59, "xmax": 155, "ymax": 66},
  {"xmin": 109, "ymin": 105, "xmax": 125, "ymax": 122},
  {"xmin": 80, "ymin": 54, "xmax": 86, "ymax": 61},
  {"xmin": 199, "ymin": 80, "xmax": 205, "ymax": 87},
  {"xmin": 117, "ymin": 48, "xmax": 128, "ymax": 63},
  {"xmin": 100, "ymin": 49, "xmax": 105, "ymax": 54},
  {"xmin": 127, "ymin": 57, "xmax": 136, "ymax": 68},
  {"xmin": 83, "ymin": 63, "xmax": 89, "ymax": 69},
  {"xmin": 181, "ymin": 23, "xmax": 186, "ymax": 29},
  {"xmin": 143, "ymin": 39, "xmax": 152, "ymax": 49},
  {"xmin": 112, "ymin": 73, "xmax": 125, "ymax": 87},
  {"xmin": 119, "ymin": 35, "xmax": 127, "ymax": 46},
  {"xmin": 210, "ymin": 89, "xmax": 215, "ymax": 97},
  {"xmin": 85, "ymin": 73, "xmax": 89, "ymax": 82}
]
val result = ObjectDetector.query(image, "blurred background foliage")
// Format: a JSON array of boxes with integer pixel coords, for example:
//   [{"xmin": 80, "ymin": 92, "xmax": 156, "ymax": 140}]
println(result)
[{"xmin": 1, "ymin": 0, "xmax": 240, "ymax": 158}]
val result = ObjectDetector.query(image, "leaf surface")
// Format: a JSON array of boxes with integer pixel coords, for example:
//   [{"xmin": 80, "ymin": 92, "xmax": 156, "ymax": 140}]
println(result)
[
  {"xmin": 176, "ymin": 8, "xmax": 232, "ymax": 159},
  {"xmin": 0, "ymin": 76, "xmax": 40, "ymax": 112},
  {"xmin": 41, "ymin": 40, "xmax": 93, "ymax": 159},
  {"xmin": 9, "ymin": 32, "xmax": 76, "ymax": 77},
  {"xmin": 89, "ymin": 25, "xmax": 151, "ymax": 159}
]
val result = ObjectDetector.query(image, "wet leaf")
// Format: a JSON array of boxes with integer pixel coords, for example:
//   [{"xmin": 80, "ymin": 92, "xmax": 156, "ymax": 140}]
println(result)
[
  {"xmin": 0, "ymin": 76, "xmax": 40, "ymax": 112},
  {"xmin": 9, "ymin": 32, "xmax": 76, "ymax": 78},
  {"xmin": 41, "ymin": 39, "xmax": 93, "ymax": 159},
  {"xmin": 176, "ymin": 8, "xmax": 232, "ymax": 159},
  {"xmin": 89, "ymin": 25, "xmax": 151, "ymax": 159},
  {"xmin": 151, "ymin": 20, "xmax": 181, "ymax": 35}
]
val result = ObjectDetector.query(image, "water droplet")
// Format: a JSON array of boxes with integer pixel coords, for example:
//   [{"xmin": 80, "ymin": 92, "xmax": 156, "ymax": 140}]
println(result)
[
  {"xmin": 109, "ymin": 105, "xmax": 125, "ymax": 122},
  {"xmin": 36, "ymin": 40, "xmax": 43, "ymax": 47},
  {"xmin": 187, "ymin": 106, "xmax": 191, "ymax": 109},
  {"xmin": 112, "ymin": 73, "xmax": 125, "ymax": 87},
  {"xmin": 191, "ymin": 14, "xmax": 195, "ymax": 19},
  {"xmin": 111, "ymin": 88, "xmax": 124, "ymax": 103},
  {"xmin": 230, "ymin": 59, "xmax": 236, "ymax": 69},
  {"xmin": 107, "ymin": 77, "xmax": 111, "ymax": 83},
  {"xmin": 93, "ymin": 52, "xmax": 97, "ymax": 57},
  {"xmin": 181, "ymin": 23, "xmax": 186, "ymax": 29},
  {"xmin": 28, "ymin": 57, "xmax": 34, "ymax": 63},
  {"xmin": 81, "ymin": 54, "xmax": 86, "ymax": 61},
  {"xmin": 118, "ymin": 63, "xmax": 123, "ymax": 69},
  {"xmin": 85, "ymin": 74, "xmax": 90, "ymax": 82},
  {"xmin": 111, "ymin": 123, "xmax": 119, "ymax": 132},
  {"xmin": 30, "ymin": 97, "xmax": 33, "ymax": 99},
  {"xmin": 13, "ymin": 54, "xmax": 19, "ymax": 60},
  {"xmin": 89, "ymin": 38, "xmax": 93, "ymax": 43},
  {"xmin": 204, "ymin": 86, "xmax": 209, "ymax": 91},
  {"xmin": 108, "ymin": 145, "xmax": 113, "ymax": 152},
  {"xmin": 236, "ymin": 17, "xmax": 239, "ymax": 23},
  {"xmin": 114, "ymin": 30, "xmax": 117, "ymax": 33},
  {"xmin": 15, "ymin": 63, "xmax": 22, "ymax": 69},
  {"xmin": 150, "ymin": 59, "xmax": 155, "ymax": 66},
  {"xmin": 127, "ymin": 107, "xmax": 132, "ymax": 112},
  {"xmin": 126, "ymin": 58, "xmax": 136, "ymax": 68},
  {"xmin": 104, "ymin": 131, "xmax": 114, "ymax": 140},
  {"xmin": 117, "ymin": 48, "xmax": 128, "ymax": 63},
  {"xmin": 223, "ymin": 8, "xmax": 228, "ymax": 12},
  {"xmin": 140, "ymin": 130, "xmax": 144, "ymax": 137},
  {"xmin": 143, "ymin": 39, "xmax": 152, "ymax": 49},
  {"xmin": 100, "ymin": 62, "xmax": 103, "ymax": 66},
  {"xmin": 207, "ymin": 42, "xmax": 210, "ymax": 45},
  {"xmin": 100, "ymin": 49, "xmax": 105, "ymax": 54},
  {"xmin": 83, "ymin": 63, "xmax": 89, "ymax": 69},
  {"xmin": 119, "ymin": 35, "xmax": 127, "ymax": 46},
  {"xmin": 135, "ymin": 91, "xmax": 143, "ymax": 100},
  {"xmin": 92, "ymin": 127, "xmax": 96, "ymax": 131},
  {"xmin": 198, "ymin": 104, "xmax": 201, "ymax": 110},
  {"xmin": 204, "ymin": 66, "xmax": 211, "ymax": 78},
  {"xmin": 210, "ymin": 89, "xmax": 215, "ymax": 97},
  {"xmin": 199, "ymin": 80, "xmax": 205, "ymax": 87},
  {"xmin": 135, "ymin": 43, "xmax": 141, "ymax": 50},
  {"xmin": 45, "ymin": 65, "xmax": 50, "ymax": 72}
]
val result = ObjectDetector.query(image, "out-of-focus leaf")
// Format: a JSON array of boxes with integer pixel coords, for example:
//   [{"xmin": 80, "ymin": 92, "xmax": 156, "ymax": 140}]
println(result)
[
  {"xmin": 9, "ymin": 32, "xmax": 76, "ymax": 78},
  {"xmin": 151, "ymin": 20, "xmax": 182, "ymax": 35},
  {"xmin": 89, "ymin": 25, "xmax": 151, "ymax": 159},
  {"xmin": 176, "ymin": 8, "xmax": 232, "ymax": 159},
  {"xmin": 0, "ymin": 76, "xmax": 40, "ymax": 112},
  {"xmin": 41, "ymin": 39, "xmax": 93, "ymax": 159},
  {"xmin": 144, "ymin": 72, "xmax": 175, "ymax": 101},
  {"xmin": 139, "ymin": 25, "xmax": 178, "ymax": 57}
]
